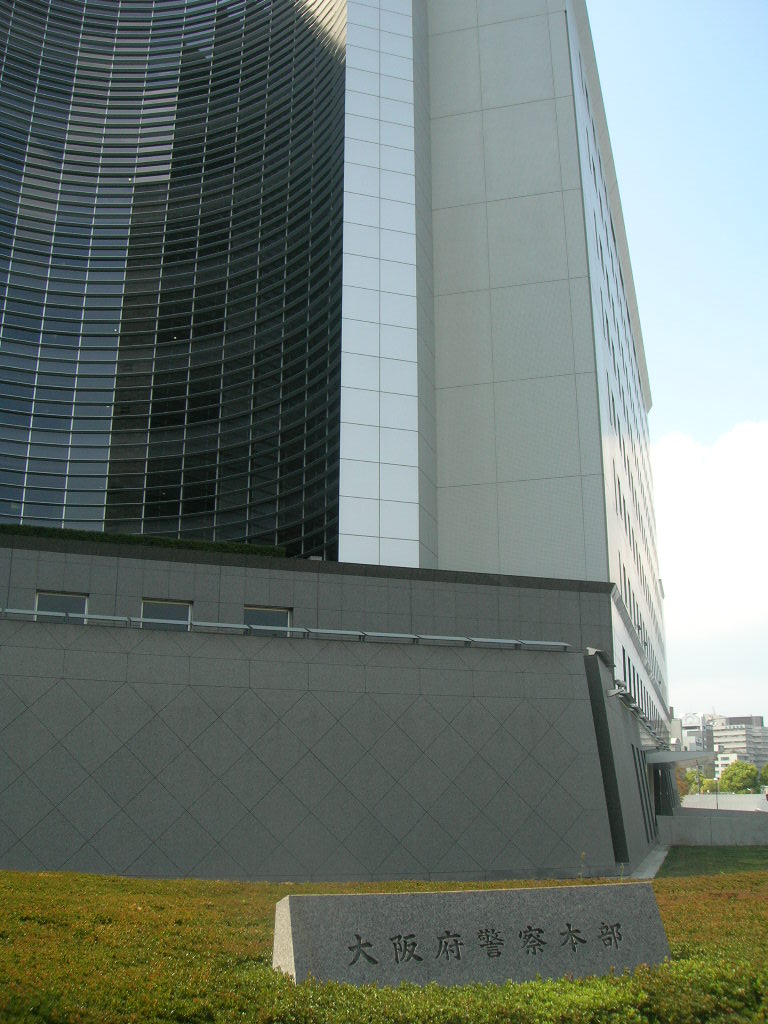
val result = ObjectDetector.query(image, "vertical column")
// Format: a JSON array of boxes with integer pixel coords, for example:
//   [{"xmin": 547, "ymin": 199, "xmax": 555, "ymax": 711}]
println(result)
[{"xmin": 338, "ymin": 0, "xmax": 422, "ymax": 567}]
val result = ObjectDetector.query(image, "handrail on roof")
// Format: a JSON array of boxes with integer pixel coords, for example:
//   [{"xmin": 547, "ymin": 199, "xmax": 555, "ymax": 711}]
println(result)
[{"xmin": 0, "ymin": 607, "xmax": 571, "ymax": 652}]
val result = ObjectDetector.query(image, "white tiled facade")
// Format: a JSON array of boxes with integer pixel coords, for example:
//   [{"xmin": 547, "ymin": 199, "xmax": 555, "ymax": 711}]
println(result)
[
  {"xmin": 429, "ymin": 0, "xmax": 603, "ymax": 584},
  {"xmin": 337, "ymin": 0, "xmax": 669, "ymax": 736},
  {"xmin": 339, "ymin": 0, "xmax": 435, "ymax": 568}
]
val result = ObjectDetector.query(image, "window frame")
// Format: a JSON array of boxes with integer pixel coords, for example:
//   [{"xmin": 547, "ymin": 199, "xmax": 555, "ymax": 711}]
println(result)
[
  {"xmin": 243, "ymin": 605, "xmax": 292, "ymax": 634},
  {"xmin": 35, "ymin": 590, "xmax": 88, "ymax": 623},
  {"xmin": 141, "ymin": 598, "xmax": 192, "ymax": 631}
]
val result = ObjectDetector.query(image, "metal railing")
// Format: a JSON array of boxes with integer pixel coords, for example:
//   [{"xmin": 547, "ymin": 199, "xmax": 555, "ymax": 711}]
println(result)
[{"xmin": 1, "ymin": 607, "xmax": 571, "ymax": 652}]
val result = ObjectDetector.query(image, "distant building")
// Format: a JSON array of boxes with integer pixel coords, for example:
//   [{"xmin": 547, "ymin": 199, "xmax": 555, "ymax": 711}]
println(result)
[
  {"xmin": 714, "ymin": 751, "xmax": 740, "ymax": 780},
  {"xmin": 711, "ymin": 716, "xmax": 768, "ymax": 777},
  {"xmin": 668, "ymin": 713, "xmax": 682, "ymax": 751},
  {"xmin": 672, "ymin": 713, "xmax": 768, "ymax": 778},
  {"xmin": 669, "ymin": 712, "xmax": 714, "ymax": 754}
]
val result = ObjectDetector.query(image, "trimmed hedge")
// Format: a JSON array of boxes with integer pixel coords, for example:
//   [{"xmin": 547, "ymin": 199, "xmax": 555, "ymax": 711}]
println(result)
[
  {"xmin": 248, "ymin": 956, "xmax": 768, "ymax": 1024},
  {"xmin": 3, "ymin": 955, "xmax": 765, "ymax": 1024},
  {"xmin": 0, "ymin": 871, "xmax": 766, "ymax": 1024}
]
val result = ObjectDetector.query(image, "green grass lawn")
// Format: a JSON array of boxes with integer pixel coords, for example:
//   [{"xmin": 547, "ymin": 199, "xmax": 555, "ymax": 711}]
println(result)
[
  {"xmin": 658, "ymin": 845, "xmax": 768, "ymax": 877},
  {"xmin": 1, "ymin": 859, "xmax": 767, "ymax": 1024}
]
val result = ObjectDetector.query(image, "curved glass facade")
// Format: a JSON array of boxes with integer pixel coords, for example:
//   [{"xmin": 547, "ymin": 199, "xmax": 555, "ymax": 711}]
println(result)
[{"xmin": 0, "ymin": 0, "xmax": 345, "ymax": 556}]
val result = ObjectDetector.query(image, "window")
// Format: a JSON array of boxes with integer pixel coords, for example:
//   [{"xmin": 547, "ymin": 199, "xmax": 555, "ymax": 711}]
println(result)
[
  {"xmin": 244, "ymin": 606, "xmax": 291, "ymax": 633},
  {"xmin": 36, "ymin": 591, "xmax": 87, "ymax": 622},
  {"xmin": 141, "ymin": 599, "xmax": 191, "ymax": 631}
]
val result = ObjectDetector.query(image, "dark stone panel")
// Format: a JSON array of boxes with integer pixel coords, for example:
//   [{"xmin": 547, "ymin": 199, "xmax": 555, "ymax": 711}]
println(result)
[{"xmin": 0, "ymin": 616, "xmax": 626, "ymax": 881}]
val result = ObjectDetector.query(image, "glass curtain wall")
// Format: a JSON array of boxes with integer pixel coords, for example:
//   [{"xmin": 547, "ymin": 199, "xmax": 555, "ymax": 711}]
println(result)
[{"xmin": 0, "ymin": 0, "xmax": 345, "ymax": 557}]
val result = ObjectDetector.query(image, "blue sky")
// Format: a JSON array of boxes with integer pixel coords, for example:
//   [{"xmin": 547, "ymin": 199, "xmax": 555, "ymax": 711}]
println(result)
[{"xmin": 586, "ymin": 0, "xmax": 768, "ymax": 720}]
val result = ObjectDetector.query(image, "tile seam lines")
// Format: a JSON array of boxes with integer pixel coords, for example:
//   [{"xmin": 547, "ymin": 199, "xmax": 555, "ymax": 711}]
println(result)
[
  {"xmin": 430, "ymin": 274, "xmax": 588, "ymax": 299},
  {"xmin": 436, "ymin": 371, "xmax": 596, "ymax": 392},
  {"xmin": 432, "ymin": 187, "xmax": 580, "ymax": 211},
  {"xmin": 430, "ymin": 10, "xmax": 556, "ymax": 38},
  {"xmin": 436, "ymin": 473, "xmax": 602, "ymax": 489},
  {"xmin": 429, "ymin": 92, "xmax": 567, "ymax": 121},
  {"xmin": 31, "ymin": 799, "xmax": 146, "ymax": 875}
]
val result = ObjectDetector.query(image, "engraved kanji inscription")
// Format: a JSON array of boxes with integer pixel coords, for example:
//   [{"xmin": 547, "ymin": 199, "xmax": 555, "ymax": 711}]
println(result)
[
  {"xmin": 348, "ymin": 934, "xmax": 378, "ymax": 965},
  {"xmin": 477, "ymin": 927, "xmax": 505, "ymax": 958},
  {"xmin": 599, "ymin": 922, "xmax": 623, "ymax": 949},
  {"xmin": 390, "ymin": 933, "xmax": 423, "ymax": 964},
  {"xmin": 560, "ymin": 923, "xmax": 587, "ymax": 952},
  {"xmin": 519, "ymin": 924, "xmax": 547, "ymax": 955},
  {"xmin": 435, "ymin": 930, "xmax": 464, "ymax": 961}
]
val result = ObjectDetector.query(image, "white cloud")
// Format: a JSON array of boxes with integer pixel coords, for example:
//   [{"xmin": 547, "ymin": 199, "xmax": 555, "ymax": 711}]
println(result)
[{"xmin": 651, "ymin": 422, "xmax": 768, "ymax": 718}]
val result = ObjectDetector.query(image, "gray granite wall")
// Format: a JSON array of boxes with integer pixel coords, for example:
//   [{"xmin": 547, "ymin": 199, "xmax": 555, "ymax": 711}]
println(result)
[
  {"xmin": 0, "ymin": 615, "xmax": 617, "ymax": 880},
  {"xmin": 0, "ymin": 536, "xmax": 642, "ymax": 881},
  {"xmin": 0, "ymin": 536, "xmax": 614, "ymax": 651},
  {"xmin": 586, "ymin": 654, "xmax": 656, "ymax": 868},
  {"xmin": 657, "ymin": 809, "xmax": 768, "ymax": 847}
]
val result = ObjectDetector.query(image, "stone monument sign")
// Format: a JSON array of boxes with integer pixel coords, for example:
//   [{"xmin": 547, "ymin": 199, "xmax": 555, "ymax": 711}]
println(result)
[{"xmin": 273, "ymin": 883, "xmax": 669, "ymax": 986}]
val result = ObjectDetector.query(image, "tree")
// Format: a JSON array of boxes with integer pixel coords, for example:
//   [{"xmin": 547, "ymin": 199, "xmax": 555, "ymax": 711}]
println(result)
[
  {"xmin": 718, "ymin": 761, "xmax": 760, "ymax": 794},
  {"xmin": 701, "ymin": 778, "xmax": 719, "ymax": 794},
  {"xmin": 683, "ymin": 767, "xmax": 703, "ymax": 794},
  {"xmin": 760, "ymin": 763, "xmax": 768, "ymax": 787}
]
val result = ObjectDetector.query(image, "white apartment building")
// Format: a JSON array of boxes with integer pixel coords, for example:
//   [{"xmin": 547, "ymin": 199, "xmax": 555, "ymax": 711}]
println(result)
[
  {"xmin": 712, "ymin": 717, "xmax": 768, "ymax": 775},
  {"xmin": 676, "ymin": 712, "xmax": 714, "ymax": 753}
]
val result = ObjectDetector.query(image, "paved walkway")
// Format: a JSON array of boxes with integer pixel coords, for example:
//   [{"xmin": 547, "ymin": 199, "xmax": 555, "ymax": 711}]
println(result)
[{"xmin": 631, "ymin": 846, "xmax": 670, "ymax": 879}]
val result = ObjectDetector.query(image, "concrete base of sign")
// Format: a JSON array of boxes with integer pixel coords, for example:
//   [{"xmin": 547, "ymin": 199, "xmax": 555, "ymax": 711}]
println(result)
[{"xmin": 272, "ymin": 883, "xmax": 670, "ymax": 986}]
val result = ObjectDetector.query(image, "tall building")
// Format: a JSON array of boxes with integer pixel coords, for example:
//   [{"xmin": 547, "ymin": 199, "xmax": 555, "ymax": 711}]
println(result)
[
  {"xmin": 712, "ymin": 716, "xmax": 768, "ymax": 775},
  {"xmin": 671, "ymin": 712, "xmax": 715, "ymax": 754},
  {"xmin": 0, "ymin": 0, "xmax": 346, "ymax": 556},
  {"xmin": 0, "ymin": 0, "xmax": 673, "ymax": 881},
  {"xmin": 670, "ymin": 712, "xmax": 767, "ymax": 773}
]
